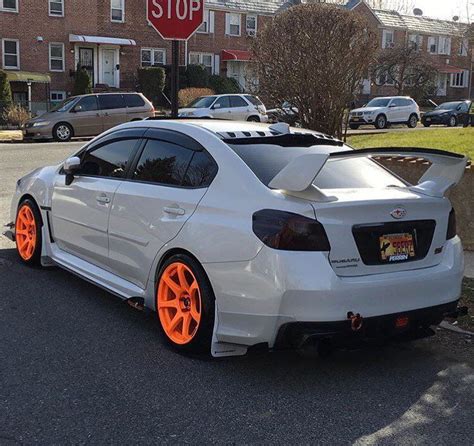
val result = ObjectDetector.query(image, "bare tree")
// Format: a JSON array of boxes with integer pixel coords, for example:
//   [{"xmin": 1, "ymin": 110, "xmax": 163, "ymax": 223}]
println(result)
[
  {"xmin": 372, "ymin": 44, "xmax": 438, "ymax": 99},
  {"xmin": 252, "ymin": 3, "xmax": 377, "ymax": 137}
]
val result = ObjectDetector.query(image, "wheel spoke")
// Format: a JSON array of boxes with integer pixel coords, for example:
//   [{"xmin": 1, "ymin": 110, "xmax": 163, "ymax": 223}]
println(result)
[
  {"xmin": 16, "ymin": 229, "xmax": 28, "ymax": 236},
  {"xmin": 168, "ymin": 313, "xmax": 183, "ymax": 332},
  {"xmin": 182, "ymin": 313, "xmax": 192, "ymax": 336},
  {"xmin": 159, "ymin": 299, "xmax": 178, "ymax": 309},
  {"xmin": 162, "ymin": 275, "xmax": 181, "ymax": 297},
  {"xmin": 176, "ymin": 264, "xmax": 190, "ymax": 291}
]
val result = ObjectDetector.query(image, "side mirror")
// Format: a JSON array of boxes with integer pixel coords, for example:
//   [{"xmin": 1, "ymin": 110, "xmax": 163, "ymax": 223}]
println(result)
[
  {"xmin": 64, "ymin": 156, "xmax": 81, "ymax": 185},
  {"xmin": 72, "ymin": 105, "xmax": 83, "ymax": 113},
  {"xmin": 212, "ymin": 103, "xmax": 221, "ymax": 109},
  {"xmin": 64, "ymin": 156, "xmax": 81, "ymax": 173}
]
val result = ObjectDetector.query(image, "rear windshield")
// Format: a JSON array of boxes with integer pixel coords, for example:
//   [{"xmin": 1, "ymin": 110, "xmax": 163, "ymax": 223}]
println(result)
[{"xmin": 228, "ymin": 144, "xmax": 405, "ymax": 189}]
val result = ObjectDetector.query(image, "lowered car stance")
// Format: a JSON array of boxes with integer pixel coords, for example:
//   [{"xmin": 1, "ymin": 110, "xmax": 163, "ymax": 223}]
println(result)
[{"xmin": 4, "ymin": 120, "xmax": 466, "ymax": 357}]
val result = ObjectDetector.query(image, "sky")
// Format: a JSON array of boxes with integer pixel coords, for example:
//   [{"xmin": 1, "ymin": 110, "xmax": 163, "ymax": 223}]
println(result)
[{"xmin": 412, "ymin": 0, "xmax": 471, "ymax": 22}]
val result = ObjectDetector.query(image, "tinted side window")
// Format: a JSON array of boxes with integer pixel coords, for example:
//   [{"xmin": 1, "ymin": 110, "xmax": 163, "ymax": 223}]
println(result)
[
  {"xmin": 79, "ymin": 139, "xmax": 138, "ymax": 178},
  {"xmin": 214, "ymin": 96, "xmax": 230, "ymax": 108},
  {"xmin": 229, "ymin": 96, "xmax": 248, "ymax": 107},
  {"xmin": 133, "ymin": 139, "xmax": 194, "ymax": 186},
  {"xmin": 125, "ymin": 94, "xmax": 145, "ymax": 108},
  {"xmin": 183, "ymin": 151, "xmax": 218, "ymax": 188},
  {"xmin": 390, "ymin": 99, "xmax": 403, "ymax": 107},
  {"xmin": 98, "ymin": 94, "xmax": 125, "ymax": 110},
  {"xmin": 76, "ymin": 96, "xmax": 98, "ymax": 112},
  {"xmin": 401, "ymin": 99, "xmax": 413, "ymax": 106}
]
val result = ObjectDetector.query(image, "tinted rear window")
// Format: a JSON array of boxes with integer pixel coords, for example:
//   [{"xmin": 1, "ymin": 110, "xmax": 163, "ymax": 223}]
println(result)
[
  {"xmin": 99, "ymin": 94, "xmax": 125, "ymax": 110},
  {"xmin": 230, "ymin": 96, "xmax": 248, "ymax": 107},
  {"xmin": 228, "ymin": 144, "xmax": 404, "ymax": 189},
  {"xmin": 244, "ymin": 95, "xmax": 262, "ymax": 106},
  {"xmin": 125, "ymin": 94, "xmax": 146, "ymax": 108}
]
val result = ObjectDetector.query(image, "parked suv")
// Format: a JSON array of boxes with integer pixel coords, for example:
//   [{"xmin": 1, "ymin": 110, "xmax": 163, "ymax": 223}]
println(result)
[
  {"xmin": 178, "ymin": 94, "xmax": 268, "ymax": 122},
  {"xmin": 349, "ymin": 96, "xmax": 420, "ymax": 129},
  {"xmin": 24, "ymin": 93, "xmax": 154, "ymax": 142}
]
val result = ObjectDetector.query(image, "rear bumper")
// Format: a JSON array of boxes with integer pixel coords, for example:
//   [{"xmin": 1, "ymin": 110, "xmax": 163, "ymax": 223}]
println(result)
[
  {"xmin": 206, "ymin": 237, "xmax": 464, "ymax": 349},
  {"xmin": 274, "ymin": 300, "xmax": 458, "ymax": 349}
]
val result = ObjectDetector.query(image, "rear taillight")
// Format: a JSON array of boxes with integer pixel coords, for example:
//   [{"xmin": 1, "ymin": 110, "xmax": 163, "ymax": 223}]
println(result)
[
  {"xmin": 252, "ymin": 209, "xmax": 330, "ymax": 251},
  {"xmin": 446, "ymin": 208, "xmax": 456, "ymax": 240}
]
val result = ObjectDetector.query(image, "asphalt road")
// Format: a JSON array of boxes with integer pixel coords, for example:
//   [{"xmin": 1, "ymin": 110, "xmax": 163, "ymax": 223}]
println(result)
[{"xmin": 1, "ymin": 141, "xmax": 473, "ymax": 445}]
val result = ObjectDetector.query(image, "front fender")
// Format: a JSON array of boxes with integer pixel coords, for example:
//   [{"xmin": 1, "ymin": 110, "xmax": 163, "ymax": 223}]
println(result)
[{"xmin": 9, "ymin": 165, "xmax": 59, "ymax": 222}]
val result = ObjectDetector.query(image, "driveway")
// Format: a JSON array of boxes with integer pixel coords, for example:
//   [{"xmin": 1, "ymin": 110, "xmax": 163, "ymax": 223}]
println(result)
[{"xmin": 0, "ymin": 141, "xmax": 473, "ymax": 445}]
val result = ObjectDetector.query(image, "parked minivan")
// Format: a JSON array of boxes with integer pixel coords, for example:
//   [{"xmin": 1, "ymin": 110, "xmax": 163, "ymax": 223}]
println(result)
[{"xmin": 24, "ymin": 93, "xmax": 154, "ymax": 141}]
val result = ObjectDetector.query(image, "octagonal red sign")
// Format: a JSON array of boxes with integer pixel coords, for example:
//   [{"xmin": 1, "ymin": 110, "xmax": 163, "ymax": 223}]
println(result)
[{"xmin": 147, "ymin": 0, "xmax": 205, "ymax": 41}]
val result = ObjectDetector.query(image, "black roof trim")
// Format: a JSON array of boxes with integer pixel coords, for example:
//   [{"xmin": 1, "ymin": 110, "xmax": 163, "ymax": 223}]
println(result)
[{"xmin": 223, "ymin": 133, "xmax": 344, "ymax": 147}]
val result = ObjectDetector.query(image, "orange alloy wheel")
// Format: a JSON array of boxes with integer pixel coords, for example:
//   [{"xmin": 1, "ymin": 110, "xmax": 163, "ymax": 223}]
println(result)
[
  {"xmin": 157, "ymin": 262, "xmax": 202, "ymax": 345},
  {"xmin": 15, "ymin": 204, "xmax": 37, "ymax": 261}
]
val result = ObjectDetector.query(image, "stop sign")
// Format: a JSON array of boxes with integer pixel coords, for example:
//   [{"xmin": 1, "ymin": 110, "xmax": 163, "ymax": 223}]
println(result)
[{"xmin": 147, "ymin": 0, "xmax": 204, "ymax": 40}]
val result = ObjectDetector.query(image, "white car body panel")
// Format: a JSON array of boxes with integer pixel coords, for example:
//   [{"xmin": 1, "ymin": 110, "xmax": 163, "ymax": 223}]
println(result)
[{"xmin": 6, "ymin": 119, "xmax": 465, "ymax": 357}]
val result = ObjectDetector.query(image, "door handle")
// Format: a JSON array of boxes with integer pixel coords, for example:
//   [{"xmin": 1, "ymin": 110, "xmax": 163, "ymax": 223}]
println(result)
[
  {"xmin": 163, "ymin": 206, "xmax": 185, "ymax": 216},
  {"xmin": 96, "ymin": 194, "xmax": 111, "ymax": 204}
]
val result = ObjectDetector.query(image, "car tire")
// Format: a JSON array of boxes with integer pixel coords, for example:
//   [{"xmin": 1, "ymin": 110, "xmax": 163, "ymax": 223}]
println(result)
[
  {"xmin": 349, "ymin": 124, "xmax": 360, "ymax": 130},
  {"xmin": 156, "ymin": 253, "xmax": 215, "ymax": 354},
  {"xmin": 247, "ymin": 116, "xmax": 260, "ymax": 122},
  {"xmin": 53, "ymin": 122, "xmax": 73, "ymax": 142},
  {"xmin": 374, "ymin": 114, "xmax": 387, "ymax": 129},
  {"xmin": 15, "ymin": 199, "xmax": 43, "ymax": 266},
  {"xmin": 407, "ymin": 114, "xmax": 418, "ymax": 128},
  {"xmin": 447, "ymin": 116, "xmax": 457, "ymax": 127}
]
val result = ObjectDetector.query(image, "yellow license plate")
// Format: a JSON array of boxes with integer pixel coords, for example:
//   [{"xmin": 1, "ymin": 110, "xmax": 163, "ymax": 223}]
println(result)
[{"xmin": 379, "ymin": 233, "xmax": 415, "ymax": 262}]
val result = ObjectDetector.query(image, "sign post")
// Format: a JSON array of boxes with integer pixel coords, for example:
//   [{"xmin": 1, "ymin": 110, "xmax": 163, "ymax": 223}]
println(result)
[{"xmin": 147, "ymin": 0, "xmax": 205, "ymax": 118}]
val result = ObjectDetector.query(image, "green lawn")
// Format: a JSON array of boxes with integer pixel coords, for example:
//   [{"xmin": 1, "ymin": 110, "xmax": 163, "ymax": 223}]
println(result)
[{"xmin": 347, "ymin": 127, "xmax": 474, "ymax": 160}]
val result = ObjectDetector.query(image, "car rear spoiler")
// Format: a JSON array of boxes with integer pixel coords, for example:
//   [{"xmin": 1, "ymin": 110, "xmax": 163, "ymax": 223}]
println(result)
[{"xmin": 268, "ymin": 147, "xmax": 468, "ymax": 200}]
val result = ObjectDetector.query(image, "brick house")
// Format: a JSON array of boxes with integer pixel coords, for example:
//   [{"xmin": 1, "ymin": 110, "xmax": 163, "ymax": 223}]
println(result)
[
  {"xmin": 350, "ymin": 1, "xmax": 473, "ymax": 102},
  {"xmin": 0, "ymin": 0, "xmax": 285, "ymax": 114}
]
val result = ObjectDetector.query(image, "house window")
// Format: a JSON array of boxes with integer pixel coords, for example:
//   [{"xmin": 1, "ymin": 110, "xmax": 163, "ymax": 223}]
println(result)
[
  {"xmin": 428, "ymin": 36, "xmax": 438, "ymax": 54},
  {"xmin": 198, "ymin": 9, "xmax": 214, "ymax": 33},
  {"xmin": 246, "ymin": 14, "xmax": 257, "ymax": 36},
  {"xmin": 141, "ymin": 48, "xmax": 166, "ymax": 67},
  {"xmin": 49, "ymin": 43, "xmax": 65, "ymax": 72},
  {"xmin": 459, "ymin": 38, "xmax": 468, "ymax": 56},
  {"xmin": 111, "ymin": 0, "xmax": 124, "ymax": 22},
  {"xmin": 382, "ymin": 29, "xmax": 394, "ymax": 49},
  {"xmin": 226, "ymin": 13, "xmax": 241, "ymax": 36},
  {"xmin": 438, "ymin": 36, "xmax": 451, "ymax": 55},
  {"xmin": 2, "ymin": 39, "xmax": 19, "ymax": 69},
  {"xmin": 377, "ymin": 69, "xmax": 395, "ymax": 86},
  {"xmin": 408, "ymin": 34, "xmax": 423, "ymax": 51},
  {"xmin": 450, "ymin": 70, "xmax": 468, "ymax": 88},
  {"xmin": 49, "ymin": 0, "xmax": 64, "ymax": 16},
  {"xmin": 1, "ymin": 0, "xmax": 18, "ymax": 12},
  {"xmin": 50, "ymin": 91, "xmax": 66, "ymax": 102},
  {"xmin": 188, "ymin": 52, "xmax": 214, "ymax": 75}
]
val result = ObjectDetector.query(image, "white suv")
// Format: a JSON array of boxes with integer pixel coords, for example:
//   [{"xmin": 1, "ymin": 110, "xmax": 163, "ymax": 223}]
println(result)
[
  {"xmin": 179, "ymin": 94, "xmax": 268, "ymax": 122},
  {"xmin": 349, "ymin": 96, "xmax": 420, "ymax": 129}
]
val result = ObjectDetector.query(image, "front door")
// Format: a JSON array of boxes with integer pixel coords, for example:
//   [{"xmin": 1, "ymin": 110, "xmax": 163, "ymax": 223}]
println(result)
[
  {"xmin": 437, "ymin": 74, "xmax": 447, "ymax": 96},
  {"xmin": 102, "ymin": 49, "xmax": 116, "ymax": 87},
  {"xmin": 79, "ymin": 48, "xmax": 94, "ymax": 86},
  {"xmin": 210, "ymin": 95, "xmax": 232, "ymax": 119},
  {"xmin": 51, "ymin": 136, "xmax": 141, "ymax": 269}
]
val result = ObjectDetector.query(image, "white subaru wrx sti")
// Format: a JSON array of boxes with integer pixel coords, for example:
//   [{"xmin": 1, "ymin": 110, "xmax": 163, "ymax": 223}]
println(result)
[{"xmin": 4, "ymin": 120, "xmax": 466, "ymax": 357}]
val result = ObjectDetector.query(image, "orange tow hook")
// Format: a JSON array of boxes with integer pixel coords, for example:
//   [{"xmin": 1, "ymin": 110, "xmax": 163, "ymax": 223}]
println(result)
[{"xmin": 347, "ymin": 312, "xmax": 363, "ymax": 331}]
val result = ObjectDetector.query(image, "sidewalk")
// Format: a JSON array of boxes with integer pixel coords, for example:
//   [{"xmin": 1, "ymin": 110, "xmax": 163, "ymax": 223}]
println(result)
[
  {"xmin": 465, "ymin": 251, "xmax": 474, "ymax": 279},
  {"xmin": 0, "ymin": 130, "xmax": 22, "ymax": 142}
]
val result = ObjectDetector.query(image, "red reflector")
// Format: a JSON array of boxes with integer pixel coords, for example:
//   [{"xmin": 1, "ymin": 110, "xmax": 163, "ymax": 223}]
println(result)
[{"xmin": 395, "ymin": 316, "xmax": 409, "ymax": 328}]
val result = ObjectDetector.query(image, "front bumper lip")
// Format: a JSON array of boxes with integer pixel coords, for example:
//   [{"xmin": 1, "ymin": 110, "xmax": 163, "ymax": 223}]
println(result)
[{"xmin": 275, "ymin": 300, "xmax": 459, "ymax": 349}]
